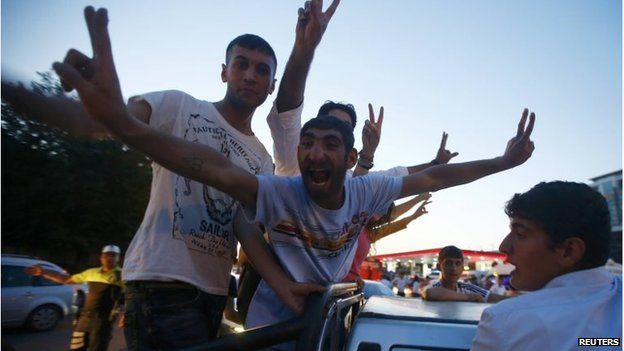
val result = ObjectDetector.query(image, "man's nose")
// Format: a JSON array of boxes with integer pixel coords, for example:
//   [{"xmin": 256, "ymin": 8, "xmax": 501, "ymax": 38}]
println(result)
[
  {"xmin": 499, "ymin": 233, "xmax": 512, "ymax": 254},
  {"xmin": 243, "ymin": 68, "xmax": 256, "ymax": 83},
  {"xmin": 308, "ymin": 143, "xmax": 325, "ymax": 161}
]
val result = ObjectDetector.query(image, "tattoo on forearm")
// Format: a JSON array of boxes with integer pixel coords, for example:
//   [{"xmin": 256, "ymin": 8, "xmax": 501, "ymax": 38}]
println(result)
[{"xmin": 183, "ymin": 157, "xmax": 207, "ymax": 173}]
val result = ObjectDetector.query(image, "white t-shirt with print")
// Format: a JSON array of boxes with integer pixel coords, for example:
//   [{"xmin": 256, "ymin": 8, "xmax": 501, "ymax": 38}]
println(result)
[
  {"xmin": 244, "ymin": 174, "xmax": 402, "ymax": 330},
  {"xmin": 122, "ymin": 90, "xmax": 273, "ymax": 296}
]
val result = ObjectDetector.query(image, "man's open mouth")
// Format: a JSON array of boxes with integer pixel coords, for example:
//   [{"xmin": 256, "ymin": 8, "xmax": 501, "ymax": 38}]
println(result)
[{"xmin": 308, "ymin": 168, "xmax": 330, "ymax": 184}]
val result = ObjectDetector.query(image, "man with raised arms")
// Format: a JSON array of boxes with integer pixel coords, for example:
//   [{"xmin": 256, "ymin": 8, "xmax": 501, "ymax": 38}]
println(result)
[
  {"xmin": 1, "ymin": 4, "xmax": 334, "ymax": 349},
  {"xmin": 51, "ymin": 7, "xmax": 536, "ymax": 349}
]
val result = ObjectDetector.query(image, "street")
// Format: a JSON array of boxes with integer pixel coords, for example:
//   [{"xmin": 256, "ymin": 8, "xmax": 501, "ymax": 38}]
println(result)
[{"xmin": 2, "ymin": 318, "xmax": 126, "ymax": 351}]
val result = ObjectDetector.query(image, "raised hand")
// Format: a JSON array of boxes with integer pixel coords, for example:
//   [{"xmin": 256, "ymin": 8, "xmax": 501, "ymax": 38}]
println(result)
[
  {"xmin": 434, "ymin": 132, "xmax": 459, "ymax": 164},
  {"xmin": 410, "ymin": 199, "xmax": 431, "ymax": 220},
  {"xmin": 295, "ymin": 0, "xmax": 340, "ymax": 51},
  {"xmin": 24, "ymin": 265, "xmax": 43, "ymax": 276},
  {"xmin": 361, "ymin": 103, "xmax": 384, "ymax": 158},
  {"xmin": 502, "ymin": 108, "xmax": 536, "ymax": 167},
  {"xmin": 414, "ymin": 192, "xmax": 432, "ymax": 203},
  {"xmin": 277, "ymin": 281, "xmax": 326, "ymax": 315},
  {"xmin": 52, "ymin": 7, "xmax": 129, "ymax": 133}
]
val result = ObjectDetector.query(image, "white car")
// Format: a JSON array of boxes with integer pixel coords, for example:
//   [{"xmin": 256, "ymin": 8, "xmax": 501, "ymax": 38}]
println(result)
[
  {"xmin": 1, "ymin": 254, "xmax": 80, "ymax": 331},
  {"xmin": 346, "ymin": 297, "xmax": 490, "ymax": 350}
]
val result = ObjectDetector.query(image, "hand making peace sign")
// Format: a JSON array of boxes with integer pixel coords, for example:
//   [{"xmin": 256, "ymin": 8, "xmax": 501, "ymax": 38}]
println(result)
[
  {"xmin": 361, "ymin": 103, "xmax": 384, "ymax": 159},
  {"xmin": 52, "ymin": 7, "xmax": 128, "ymax": 133},
  {"xmin": 434, "ymin": 132, "xmax": 459, "ymax": 164},
  {"xmin": 296, "ymin": 0, "xmax": 340, "ymax": 51},
  {"xmin": 502, "ymin": 108, "xmax": 536, "ymax": 167}
]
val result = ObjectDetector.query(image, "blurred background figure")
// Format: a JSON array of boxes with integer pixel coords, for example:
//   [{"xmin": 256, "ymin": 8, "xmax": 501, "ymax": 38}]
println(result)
[{"xmin": 25, "ymin": 245, "xmax": 123, "ymax": 351}]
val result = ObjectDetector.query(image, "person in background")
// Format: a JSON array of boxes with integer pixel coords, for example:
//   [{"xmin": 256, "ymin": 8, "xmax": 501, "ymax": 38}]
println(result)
[
  {"xmin": 344, "ymin": 193, "xmax": 431, "ymax": 284},
  {"xmin": 380, "ymin": 274, "xmax": 393, "ymax": 289},
  {"xmin": 420, "ymin": 246, "xmax": 507, "ymax": 303},
  {"xmin": 392, "ymin": 272, "xmax": 409, "ymax": 297},
  {"xmin": 410, "ymin": 275, "xmax": 422, "ymax": 297},
  {"xmin": 25, "ymin": 245, "xmax": 123, "ymax": 351},
  {"xmin": 489, "ymin": 274, "xmax": 509, "ymax": 295}
]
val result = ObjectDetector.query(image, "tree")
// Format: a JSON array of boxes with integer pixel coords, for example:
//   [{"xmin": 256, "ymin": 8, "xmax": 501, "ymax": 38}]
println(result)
[{"xmin": 2, "ymin": 72, "xmax": 151, "ymax": 270}]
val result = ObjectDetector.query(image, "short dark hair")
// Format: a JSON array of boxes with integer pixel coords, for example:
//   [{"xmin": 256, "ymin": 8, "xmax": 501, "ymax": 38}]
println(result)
[
  {"xmin": 317, "ymin": 101, "xmax": 357, "ymax": 128},
  {"xmin": 438, "ymin": 245, "xmax": 463, "ymax": 262},
  {"xmin": 226, "ymin": 34, "xmax": 277, "ymax": 69},
  {"xmin": 505, "ymin": 181, "xmax": 611, "ymax": 269},
  {"xmin": 301, "ymin": 115, "xmax": 355, "ymax": 152}
]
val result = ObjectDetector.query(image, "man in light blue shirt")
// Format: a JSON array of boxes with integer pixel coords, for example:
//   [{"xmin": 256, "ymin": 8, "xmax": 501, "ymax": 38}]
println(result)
[{"xmin": 472, "ymin": 181, "xmax": 622, "ymax": 351}]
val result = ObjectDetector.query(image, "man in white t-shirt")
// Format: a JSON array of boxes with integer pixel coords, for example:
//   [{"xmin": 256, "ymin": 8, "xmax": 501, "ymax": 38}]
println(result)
[
  {"xmin": 53, "ymin": 7, "xmax": 536, "ymax": 350},
  {"xmin": 392, "ymin": 272, "xmax": 409, "ymax": 297},
  {"xmin": 2, "ymin": 6, "xmax": 328, "ymax": 349}
]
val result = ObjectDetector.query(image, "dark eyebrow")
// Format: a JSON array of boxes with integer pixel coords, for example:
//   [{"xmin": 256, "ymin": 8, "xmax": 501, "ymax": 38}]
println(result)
[
  {"xmin": 510, "ymin": 221, "xmax": 529, "ymax": 231},
  {"xmin": 323, "ymin": 135, "xmax": 342, "ymax": 143},
  {"xmin": 301, "ymin": 131, "xmax": 316, "ymax": 139},
  {"xmin": 232, "ymin": 55, "xmax": 249, "ymax": 62}
]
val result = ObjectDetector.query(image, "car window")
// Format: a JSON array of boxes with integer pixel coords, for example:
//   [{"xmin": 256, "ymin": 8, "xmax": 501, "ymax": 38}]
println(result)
[
  {"xmin": 2, "ymin": 265, "xmax": 34, "ymax": 287},
  {"xmin": 35, "ymin": 275, "xmax": 62, "ymax": 286}
]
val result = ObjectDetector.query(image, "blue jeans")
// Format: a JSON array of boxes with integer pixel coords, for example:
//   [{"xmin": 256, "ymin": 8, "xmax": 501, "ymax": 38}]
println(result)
[{"xmin": 123, "ymin": 281, "xmax": 227, "ymax": 350}]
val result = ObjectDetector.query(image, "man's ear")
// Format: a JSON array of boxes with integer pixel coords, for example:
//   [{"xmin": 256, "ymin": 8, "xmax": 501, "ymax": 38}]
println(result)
[
  {"xmin": 346, "ymin": 148, "xmax": 358, "ymax": 168},
  {"xmin": 221, "ymin": 64, "xmax": 227, "ymax": 83},
  {"xmin": 268, "ymin": 78, "xmax": 277, "ymax": 95},
  {"xmin": 558, "ymin": 237, "xmax": 586, "ymax": 269}
]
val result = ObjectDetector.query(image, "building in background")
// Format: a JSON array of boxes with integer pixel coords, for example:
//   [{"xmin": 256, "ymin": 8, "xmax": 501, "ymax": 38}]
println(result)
[{"xmin": 590, "ymin": 170, "xmax": 622, "ymax": 263}]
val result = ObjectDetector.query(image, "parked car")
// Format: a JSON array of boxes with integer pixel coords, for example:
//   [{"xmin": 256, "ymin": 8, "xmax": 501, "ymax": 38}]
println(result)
[{"xmin": 1, "ymin": 254, "xmax": 84, "ymax": 331}]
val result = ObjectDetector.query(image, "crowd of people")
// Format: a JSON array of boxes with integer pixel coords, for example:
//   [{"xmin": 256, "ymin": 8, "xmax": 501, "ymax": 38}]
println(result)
[{"xmin": 2, "ymin": 1, "xmax": 621, "ymax": 350}]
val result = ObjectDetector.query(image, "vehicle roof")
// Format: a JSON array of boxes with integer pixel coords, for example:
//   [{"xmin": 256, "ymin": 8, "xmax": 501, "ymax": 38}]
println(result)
[
  {"xmin": 359, "ymin": 296, "xmax": 491, "ymax": 325},
  {"xmin": 1, "ymin": 254, "xmax": 65, "ymax": 272}
]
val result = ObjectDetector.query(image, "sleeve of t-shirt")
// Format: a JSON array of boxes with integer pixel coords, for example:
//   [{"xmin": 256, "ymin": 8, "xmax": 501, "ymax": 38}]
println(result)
[
  {"xmin": 465, "ymin": 283, "xmax": 490, "ymax": 300},
  {"xmin": 266, "ymin": 101, "xmax": 303, "ymax": 176},
  {"xmin": 370, "ymin": 166, "xmax": 409, "ymax": 177},
  {"xmin": 243, "ymin": 175, "xmax": 284, "ymax": 226},
  {"xmin": 259, "ymin": 152, "xmax": 274, "ymax": 176},
  {"xmin": 136, "ymin": 90, "xmax": 188, "ymax": 133},
  {"xmin": 358, "ymin": 174, "xmax": 403, "ymax": 216}
]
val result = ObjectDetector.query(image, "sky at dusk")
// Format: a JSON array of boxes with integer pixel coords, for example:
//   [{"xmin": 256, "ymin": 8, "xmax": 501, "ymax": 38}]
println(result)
[{"xmin": 2, "ymin": 0, "xmax": 621, "ymax": 254}]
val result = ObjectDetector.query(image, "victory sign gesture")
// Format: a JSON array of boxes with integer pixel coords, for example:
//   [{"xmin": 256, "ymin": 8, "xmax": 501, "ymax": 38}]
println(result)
[
  {"xmin": 501, "ymin": 108, "xmax": 536, "ymax": 167},
  {"xmin": 296, "ymin": 0, "xmax": 340, "ymax": 51},
  {"xmin": 434, "ymin": 132, "xmax": 459, "ymax": 164},
  {"xmin": 360, "ymin": 103, "xmax": 384, "ymax": 159},
  {"xmin": 53, "ymin": 7, "xmax": 129, "ymax": 134}
]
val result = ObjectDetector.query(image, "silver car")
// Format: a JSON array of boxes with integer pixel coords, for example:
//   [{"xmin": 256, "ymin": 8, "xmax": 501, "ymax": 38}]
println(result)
[{"xmin": 1, "ymin": 255, "xmax": 78, "ymax": 331}]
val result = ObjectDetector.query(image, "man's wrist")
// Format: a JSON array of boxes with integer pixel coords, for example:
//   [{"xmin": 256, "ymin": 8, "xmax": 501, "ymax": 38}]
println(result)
[
  {"xmin": 358, "ymin": 151, "xmax": 374, "ymax": 170},
  {"xmin": 293, "ymin": 41, "xmax": 317, "ymax": 60},
  {"xmin": 494, "ymin": 156, "xmax": 513, "ymax": 171},
  {"xmin": 430, "ymin": 158, "xmax": 440, "ymax": 165}
]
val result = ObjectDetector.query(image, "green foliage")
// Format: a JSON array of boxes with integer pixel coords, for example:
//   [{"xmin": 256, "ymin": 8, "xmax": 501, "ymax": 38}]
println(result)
[{"xmin": 1, "ymin": 72, "xmax": 151, "ymax": 267}]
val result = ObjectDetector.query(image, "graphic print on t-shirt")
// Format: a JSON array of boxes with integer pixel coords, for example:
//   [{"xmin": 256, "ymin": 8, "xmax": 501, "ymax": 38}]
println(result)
[
  {"xmin": 171, "ymin": 113, "xmax": 260, "ymax": 257},
  {"xmin": 271, "ymin": 210, "xmax": 370, "ymax": 257}
]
